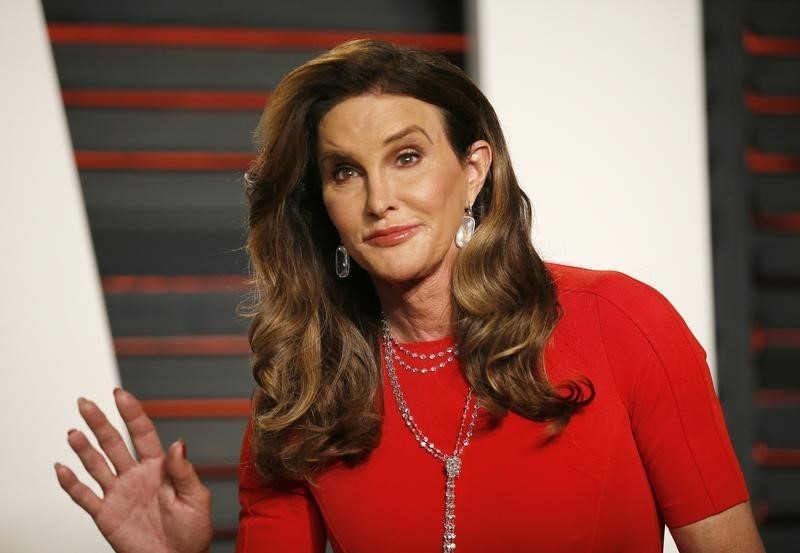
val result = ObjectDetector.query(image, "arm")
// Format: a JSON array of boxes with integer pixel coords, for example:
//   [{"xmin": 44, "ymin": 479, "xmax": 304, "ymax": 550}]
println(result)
[
  {"xmin": 235, "ymin": 420, "xmax": 327, "ymax": 553},
  {"xmin": 671, "ymin": 502, "xmax": 765, "ymax": 553},
  {"xmin": 594, "ymin": 272, "xmax": 765, "ymax": 551}
]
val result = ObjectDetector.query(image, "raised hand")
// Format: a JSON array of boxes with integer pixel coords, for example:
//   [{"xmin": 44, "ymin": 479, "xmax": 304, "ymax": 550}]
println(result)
[{"xmin": 55, "ymin": 388, "xmax": 213, "ymax": 553}]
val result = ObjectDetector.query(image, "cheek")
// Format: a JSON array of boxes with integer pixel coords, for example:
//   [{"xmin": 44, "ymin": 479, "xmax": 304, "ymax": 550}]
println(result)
[
  {"xmin": 418, "ymin": 171, "xmax": 467, "ymax": 232},
  {"xmin": 321, "ymin": 191, "xmax": 352, "ymax": 238}
]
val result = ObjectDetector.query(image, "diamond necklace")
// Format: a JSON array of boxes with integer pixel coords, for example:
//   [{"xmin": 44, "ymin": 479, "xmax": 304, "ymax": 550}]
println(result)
[
  {"xmin": 381, "ymin": 316, "xmax": 480, "ymax": 552},
  {"xmin": 390, "ymin": 335, "xmax": 460, "ymax": 374},
  {"xmin": 392, "ymin": 349, "xmax": 459, "ymax": 374},
  {"xmin": 392, "ymin": 337, "xmax": 459, "ymax": 359}
]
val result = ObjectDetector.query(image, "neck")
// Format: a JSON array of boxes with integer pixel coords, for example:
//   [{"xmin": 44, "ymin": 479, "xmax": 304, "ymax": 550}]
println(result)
[{"xmin": 372, "ymin": 253, "xmax": 456, "ymax": 343}]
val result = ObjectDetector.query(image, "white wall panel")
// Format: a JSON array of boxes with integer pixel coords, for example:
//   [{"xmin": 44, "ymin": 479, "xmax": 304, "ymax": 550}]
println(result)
[
  {"xmin": 0, "ymin": 1, "xmax": 121, "ymax": 550},
  {"xmin": 473, "ymin": 2, "xmax": 710, "ymax": 551}
]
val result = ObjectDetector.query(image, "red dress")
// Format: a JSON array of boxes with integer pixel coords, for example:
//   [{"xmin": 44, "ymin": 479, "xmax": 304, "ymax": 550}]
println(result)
[{"xmin": 235, "ymin": 262, "xmax": 749, "ymax": 552}]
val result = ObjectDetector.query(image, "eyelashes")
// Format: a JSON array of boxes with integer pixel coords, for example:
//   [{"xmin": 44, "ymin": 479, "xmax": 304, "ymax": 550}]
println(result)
[
  {"xmin": 396, "ymin": 150, "xmax": 421, "ymax": 166},
  {"xmin": 332, "ymin": 166, "xmax": 358, "ymax": 182},
  {"xmin": 329, "ymin": 149, "xmax": 421, "ymax": 183}
]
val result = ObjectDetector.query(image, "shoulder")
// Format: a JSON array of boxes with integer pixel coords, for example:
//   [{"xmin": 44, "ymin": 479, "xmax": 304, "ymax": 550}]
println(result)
[
  {"xmin": 544, "ymin": 261, "xmax": 711, "ymax": 394},
  {"xmin": 544, "ymin": 261, "xmax": 693, "ymax": 346},
  {"xmin": 546, "ymin": 260, "xmax": 669, "ymax": 306}
]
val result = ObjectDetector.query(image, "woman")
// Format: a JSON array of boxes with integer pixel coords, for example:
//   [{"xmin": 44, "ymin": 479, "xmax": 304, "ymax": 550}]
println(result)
[{"xmin": 56, "ymin": 39, "xmax": 765, "ymax": 552}]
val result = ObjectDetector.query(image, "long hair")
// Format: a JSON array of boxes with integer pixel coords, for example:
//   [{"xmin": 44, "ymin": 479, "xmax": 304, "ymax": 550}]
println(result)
[{"xmin": 243, "ymin": 39, "xmax": 594, "ymax": 485}]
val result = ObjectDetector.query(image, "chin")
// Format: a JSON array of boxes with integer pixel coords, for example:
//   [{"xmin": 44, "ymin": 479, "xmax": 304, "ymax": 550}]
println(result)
[
  {"xmin": 370, "ymin": 257, "xmax": 450, "ymax": 287},
  {"xmin": 358, "ymin": 242, "xmax": 453, "ymax": 285},
  {"xmin": 370, "ymin": 266, "xmax": 426, "ymax": 285}
]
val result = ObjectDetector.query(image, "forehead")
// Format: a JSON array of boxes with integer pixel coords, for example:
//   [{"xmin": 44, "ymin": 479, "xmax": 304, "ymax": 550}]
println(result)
[{"xmin": 317, "ymin": 94, "xmax": 446, "ymax": 151}]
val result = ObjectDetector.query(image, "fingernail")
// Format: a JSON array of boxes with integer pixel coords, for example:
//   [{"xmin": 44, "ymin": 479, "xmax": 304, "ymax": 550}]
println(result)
[
  {"xmin": 77, "ymin": 397, "xmax": 87, "ymax": 407},
  {"xmin": 67, "ymin": 428, "xmax": 77, "ymax": 436},
  {"xmin": 180, "ymin": 439, "xmax": 186, "ymax": 459},
  {"xmin": 113, "ymin": 387, "xmax": 122, "ymax": 396}
]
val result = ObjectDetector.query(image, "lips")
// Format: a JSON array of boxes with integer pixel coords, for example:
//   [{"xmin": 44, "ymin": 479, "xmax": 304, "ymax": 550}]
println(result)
[{"xmin": 363, "ymin": 224, "xmax": 421, "ymax": 247}]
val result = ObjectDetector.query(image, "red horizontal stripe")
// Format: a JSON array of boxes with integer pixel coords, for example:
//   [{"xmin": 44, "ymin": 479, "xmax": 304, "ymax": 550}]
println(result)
[
  {"xmin": 754, "ymin": 389, "xmax": 800, "ymax": 407},
  {"xmin": 48, "ymin": 23, "xmax": 467, "ymax": 52},
  {"xmin": 753, "ymin": 442, "xmax": 800, "ymax": 467},
  {"xmin": 751, "ymin": 327, "xmax": 800, "ymax": 352},
  {"xmin": 75, "ymin": 151, "xmax": 253, "ymax": 170},
  {"xmin": 103, "ymin": 275, "xmax": 250, "ymax": 294},
  {"xmin": 746, "ymin": 149, "xmax": 800, "ymax": 174},
  {"xmin": 114, "ymin": 335, "xmax": 250, "ymax": 356},
  {"xmin": 752, "ymin": 212, "xmax": 800, "ymax": 232},
  {"xmin": 63, "ymin": 89, "xmax": 270, "ymax": 110},
  {"xmin": 762, "ymin": 329, "xmax": 800, "ymax": 347},
  {"xmin": 141, "ymin": 398, "xmax": 250, "ymax": 418},
  {"xmin": 753, "ymin": 500, "xmax": 768, "ymax": 524},
  {"xmin": 745, "ymin": 90, "xmax": 800, "ymax": 115},
  {"xmin": 743, "ymin": 28, "xmax": 800, "ymax": 56}
]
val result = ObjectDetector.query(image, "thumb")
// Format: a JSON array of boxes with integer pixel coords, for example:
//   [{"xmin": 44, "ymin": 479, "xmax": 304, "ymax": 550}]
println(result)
[{"xmin": 165, "ymin": 439, "xmax": 205, "ymax": 499}]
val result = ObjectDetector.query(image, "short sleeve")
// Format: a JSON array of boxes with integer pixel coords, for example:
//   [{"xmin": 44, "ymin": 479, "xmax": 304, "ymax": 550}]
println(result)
[
  {"xmin": 236, "ymin": 420, "xmax": 328, "ymax": 553},
  {"xmin": 594, "ymin": 272, "xmax": 749, "ymax": 529}
]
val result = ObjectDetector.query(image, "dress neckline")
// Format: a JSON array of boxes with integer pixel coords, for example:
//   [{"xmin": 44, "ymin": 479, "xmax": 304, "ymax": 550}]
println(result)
[{"xmin": 394, "ymin": 334, "xmax": 457, "ymax": 352}]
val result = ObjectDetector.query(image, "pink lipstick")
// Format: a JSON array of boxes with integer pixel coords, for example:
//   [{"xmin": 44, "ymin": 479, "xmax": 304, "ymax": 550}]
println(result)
[{"xmin": 364, "ymin": 224, "xmax": 420, "ymax": 247}]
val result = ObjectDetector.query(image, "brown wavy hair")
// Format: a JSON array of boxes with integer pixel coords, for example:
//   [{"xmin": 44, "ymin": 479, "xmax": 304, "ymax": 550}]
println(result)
[{"xmin": 243, "ymin": 39, "xmax": 594, "ymax": 485}]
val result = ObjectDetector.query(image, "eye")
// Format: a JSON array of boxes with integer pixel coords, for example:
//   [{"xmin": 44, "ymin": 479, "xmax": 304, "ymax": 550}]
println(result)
[
  {"xmin": 332, "ymin": 165, "xmax": 359, "ymax": 182},
  {"xmin": 397, "ymin": 150, "xmax": 420, "ymax": 166}
]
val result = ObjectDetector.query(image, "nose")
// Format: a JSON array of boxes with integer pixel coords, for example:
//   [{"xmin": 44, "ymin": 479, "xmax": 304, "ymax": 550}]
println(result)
[{"xmin": 364, "ymin": 170, "xmax": 396, "ymax": 217}]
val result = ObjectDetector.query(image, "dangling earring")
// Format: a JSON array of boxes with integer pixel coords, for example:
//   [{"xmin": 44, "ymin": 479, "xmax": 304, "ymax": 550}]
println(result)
[
  {"xmin": 455, "ymin": 202, "xmax": 475, "ymax": 248},
  {"xmin": 335, "ymin": 245, "xmax": 350, "ymax": 278}
]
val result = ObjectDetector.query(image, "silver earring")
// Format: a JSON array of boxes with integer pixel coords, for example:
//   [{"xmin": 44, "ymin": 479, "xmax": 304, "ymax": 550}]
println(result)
[
  {"xmin": 455, "ymin": 202, "xmax": 475, "ymax": 248},
  {"xmin": 335, "ymin": 245, "xmax": 350, "ymax": 278}
]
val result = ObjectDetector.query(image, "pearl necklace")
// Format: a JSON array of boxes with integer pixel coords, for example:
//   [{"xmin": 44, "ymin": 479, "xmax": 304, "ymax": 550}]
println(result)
[{"xmin": 381, "ymin": 317, "xmax": 480, "ymax": 552}]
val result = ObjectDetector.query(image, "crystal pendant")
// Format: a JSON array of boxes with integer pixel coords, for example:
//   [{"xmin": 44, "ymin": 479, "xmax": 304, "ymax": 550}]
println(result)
[
  {"xmin": 335, "ymin": 245, "xmax": 350, "ymax": 278},
  {"xmin": 445, "ymin": 455, "xmax": 462, "ymax": 478},
  {"xmin": 455, "ymin": 215, "xmax": 475, "ymax": 248}
]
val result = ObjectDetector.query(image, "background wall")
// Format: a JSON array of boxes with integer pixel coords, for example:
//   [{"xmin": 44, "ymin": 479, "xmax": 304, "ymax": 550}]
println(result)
[
  {"xmin": 0, "ymin": 0, "xmax": 119, "ymax": 550},
  {"xmin": 473, "ymin": 1, "xmax": 710, "ymax": 551}
]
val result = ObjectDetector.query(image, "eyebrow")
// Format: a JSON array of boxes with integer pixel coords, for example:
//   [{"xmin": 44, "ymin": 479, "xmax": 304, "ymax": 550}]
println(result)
[
  {"xmin": 318, "ymin": 151, "xmax": 348, "ymax": 166},
  {"xmin": 382, "ymin": 125, "xmax": 433, "ymax": 146},
  {"xmin": 318, "ymin": 125, "xmax": 433, "ymax": 166}
]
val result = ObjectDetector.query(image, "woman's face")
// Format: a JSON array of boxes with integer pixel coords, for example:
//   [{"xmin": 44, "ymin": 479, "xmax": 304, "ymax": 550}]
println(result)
[{"xmin": 318, "ymin": 93, "xmax": 490, "ymax": 285}]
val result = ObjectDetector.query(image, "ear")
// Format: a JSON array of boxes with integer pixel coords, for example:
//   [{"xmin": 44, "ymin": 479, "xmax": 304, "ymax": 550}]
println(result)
[{"xmin": 464, "ymin": 140, "xmax": 492, "ymax": 204}]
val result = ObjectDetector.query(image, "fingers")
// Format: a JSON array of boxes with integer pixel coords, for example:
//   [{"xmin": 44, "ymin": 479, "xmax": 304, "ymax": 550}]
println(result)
[
  {"xmin": 66, "ymin": 428, "xmax": 116, "ymax": 492},
  {"xmin": 165, "ymin": 440, "xmax": 208, "ymax": 502},
  {"xmin": 114, "ymin": 388, "xmax": 165, "ymax": 461},
  {"xmin": 54, "ymin": 462, "xmax": 103, "ymax": 518},
  {"xmin": 78, "ymin": 396, "xmax": 137, "ymax": 474}
]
